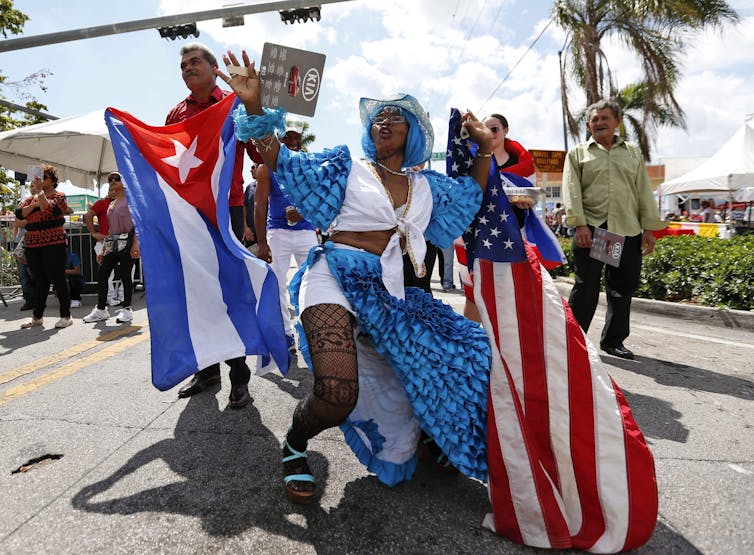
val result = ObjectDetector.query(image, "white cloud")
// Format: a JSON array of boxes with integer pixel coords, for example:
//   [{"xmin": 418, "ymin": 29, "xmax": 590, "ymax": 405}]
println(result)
[{"xmin": 108, "ymin": 1, "xmax": 754, "ymax": 161}]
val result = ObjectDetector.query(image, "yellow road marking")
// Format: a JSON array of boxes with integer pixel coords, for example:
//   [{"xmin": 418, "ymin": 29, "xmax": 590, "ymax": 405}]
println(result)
[
  {"xmin": 0, "ymin": 330, "xmax": 150, "ymax": 406},
  {"xmin": 0, "ymin": 322, "xmax": 147, "ymax": 386}
]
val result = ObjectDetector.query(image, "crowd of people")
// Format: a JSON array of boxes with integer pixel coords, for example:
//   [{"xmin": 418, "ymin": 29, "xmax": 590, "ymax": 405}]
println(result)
[
  {"xmin": 7, "ymin": 40, "xmax": 662, "ymax": 550},
  {"xmin": 11, "ymin": 166, "xmax": 140, "ymax": 330}
]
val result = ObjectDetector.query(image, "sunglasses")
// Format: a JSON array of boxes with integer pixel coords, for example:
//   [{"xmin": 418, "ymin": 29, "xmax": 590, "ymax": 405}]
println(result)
[
  {"xmin": 488, "ymin": 126, "xmax": 502, "ymax": 134},
  {"xmin": 108, "ymin": 176, "xmax": 122, "ymax": 183},
  {"xmin": 371, "ymin": 115, "xmax": 408, "ymax": 126}
]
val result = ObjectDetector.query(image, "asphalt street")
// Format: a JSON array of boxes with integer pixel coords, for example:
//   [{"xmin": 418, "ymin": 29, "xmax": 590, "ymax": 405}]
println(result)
[{"xmin": 1, "ymin": 268, "xmax": 752, "ymax": 554}]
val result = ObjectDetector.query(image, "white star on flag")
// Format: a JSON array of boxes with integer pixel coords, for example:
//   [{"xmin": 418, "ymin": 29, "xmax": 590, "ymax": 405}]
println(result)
[
  {"xmin": 500, "ymin": 211, "xmax": 510, "ymax": 222},
  {"xmin": 504, "ymin": 238, "xmax": 515, "ymax": 249},
  {"xmin": 162, "ymin": 136, "xmax": 203, "ymax": 183}
]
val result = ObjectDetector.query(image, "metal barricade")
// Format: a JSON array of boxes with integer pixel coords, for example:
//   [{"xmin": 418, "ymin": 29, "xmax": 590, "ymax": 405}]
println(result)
[
  {"xmin": 67, "ymin": 223, "xmax": 143, "ymax": 291},
  {"xmin": 1, "ymin": 215, "xmax": 20, "ymax": 294}
]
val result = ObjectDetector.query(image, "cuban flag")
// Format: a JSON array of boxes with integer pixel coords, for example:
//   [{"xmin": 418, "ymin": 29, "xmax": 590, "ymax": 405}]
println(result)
[
  {"xmin": 105, "ymin": 94, "xmax": 289, "ymax": 391},
  {"xmin": 447, "ymin": 110, "xmax": 658, "ymax": 551}
]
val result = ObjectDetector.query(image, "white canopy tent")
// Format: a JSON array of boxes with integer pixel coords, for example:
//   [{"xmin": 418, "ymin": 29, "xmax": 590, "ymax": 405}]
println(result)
[
  {"xmin": 659, "ymin": 114, "xmax": 754, "ymax": 196},
  {"xmin": 0, "ymin": 109, "xmax": 115, "ymax": 193}
]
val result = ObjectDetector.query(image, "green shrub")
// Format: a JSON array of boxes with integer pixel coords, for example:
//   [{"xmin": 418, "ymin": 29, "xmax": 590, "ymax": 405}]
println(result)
[
  {"xmin": 637, "ymin": 234, "xmax": 754, "ymax": 310},
  {"xmin": 547, "ymin": 234, "xmax": 754, "ymax": 311}
]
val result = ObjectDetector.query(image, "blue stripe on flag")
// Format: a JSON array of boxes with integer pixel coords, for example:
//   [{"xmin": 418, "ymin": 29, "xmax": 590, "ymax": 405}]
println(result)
[{"xmin": 105, "ymin": 114, "xmax": 198, "ymax": 388}]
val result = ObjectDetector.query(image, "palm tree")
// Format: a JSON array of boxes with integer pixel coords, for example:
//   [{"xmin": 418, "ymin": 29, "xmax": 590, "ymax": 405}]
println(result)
[
  {"xmin": 554, "ymin": 0, "xmax": 738, "ymax": 151},
  {"xmin": 612, "ymin": 81, "xmax": 686, "ymax": 161}
]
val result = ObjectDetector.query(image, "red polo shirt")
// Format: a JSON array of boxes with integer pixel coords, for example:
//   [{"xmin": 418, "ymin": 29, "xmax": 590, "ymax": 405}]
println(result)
[
  {"xmin": 90, "ymin": 197, "xmax": 111, "ymax": 235},
  {"xmin": 165, "ymin": 85, "xmax": 261, "ymax": 207}
]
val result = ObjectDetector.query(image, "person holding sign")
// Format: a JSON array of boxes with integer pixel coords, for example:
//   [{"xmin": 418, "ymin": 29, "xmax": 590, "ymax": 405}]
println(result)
[
  {"xmin": 217, "ymin": 49, "xmax": 494, "ymax": 505},
  {"xmin": 562, "ymin": 99, "xmax": 665, "ymax": 359},
  {"xmin": 15, "ymin": 165, "xmax": 73, "ymax": 329}
]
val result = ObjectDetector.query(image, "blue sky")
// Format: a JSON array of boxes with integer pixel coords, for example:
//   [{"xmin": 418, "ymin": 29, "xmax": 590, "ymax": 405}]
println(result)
[{"xmin": 3, "ymin": 0, "xmax": 753, "ymax": 176}]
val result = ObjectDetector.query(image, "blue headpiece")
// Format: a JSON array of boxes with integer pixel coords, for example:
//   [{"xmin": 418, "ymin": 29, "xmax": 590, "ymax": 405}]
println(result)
[{"xmin": 359, "ymin": 93, "xmax": 434, "ymax": 169}]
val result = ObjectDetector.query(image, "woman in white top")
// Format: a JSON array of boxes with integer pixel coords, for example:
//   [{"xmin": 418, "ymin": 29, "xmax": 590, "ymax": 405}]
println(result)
[{"xmin": 219, "ymin": 50, "xmax": 494, "ymax": 504}]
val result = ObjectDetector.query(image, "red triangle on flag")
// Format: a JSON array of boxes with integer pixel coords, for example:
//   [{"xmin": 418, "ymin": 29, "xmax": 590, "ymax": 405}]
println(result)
[{"xmin": 108, "ymin": 94, "xmax": 238, "ymax": 229}]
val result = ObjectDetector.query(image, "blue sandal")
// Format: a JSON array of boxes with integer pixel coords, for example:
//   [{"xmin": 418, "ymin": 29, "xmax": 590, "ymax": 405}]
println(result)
[
  {"xmin": 282, "ymin": 440, "xmax": 316, "ymax": 504},
  {"xmin": 420, "ymin": 435, "xmax": 460, "ymax": 475}
]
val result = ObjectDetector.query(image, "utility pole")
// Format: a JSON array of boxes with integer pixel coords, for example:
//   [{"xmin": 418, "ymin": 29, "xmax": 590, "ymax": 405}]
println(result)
[
  {"xmin": 558, "ymin": 50, "xmax": 569, "ymax": 152},
  {"xmin": 0, "ymin": 0, "xmax": 353, "ymax": 52}
]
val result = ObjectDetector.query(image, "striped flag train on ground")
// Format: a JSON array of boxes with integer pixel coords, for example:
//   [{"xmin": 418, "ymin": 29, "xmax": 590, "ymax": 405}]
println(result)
[
  {"xmin": 105, "ymin": 95, "xmax": 289, "ymax": 391},
  {"xmin": 447, "ymin": 109, "xmax": 658, "ymax": 551}
]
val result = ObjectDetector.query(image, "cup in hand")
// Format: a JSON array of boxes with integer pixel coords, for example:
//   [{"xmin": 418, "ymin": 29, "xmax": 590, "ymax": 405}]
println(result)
[{"xmin": 285, "ymin": 205, "xmax": 297, "ymax": 226}]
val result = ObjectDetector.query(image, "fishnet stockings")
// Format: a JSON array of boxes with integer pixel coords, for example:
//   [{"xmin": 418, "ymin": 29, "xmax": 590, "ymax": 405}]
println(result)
[{"xmin": 286, "ymin": 304, "xmax": 359, "ymax": 452}]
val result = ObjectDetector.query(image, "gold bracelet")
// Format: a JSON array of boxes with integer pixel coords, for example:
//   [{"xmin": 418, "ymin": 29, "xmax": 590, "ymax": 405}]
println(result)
[{"xmin": 476, "ymin": 152, "xmax": 492, "ymax": 158}]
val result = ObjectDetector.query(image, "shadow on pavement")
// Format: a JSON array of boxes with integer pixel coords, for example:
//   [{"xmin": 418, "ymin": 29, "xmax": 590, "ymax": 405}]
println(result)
[
  {"xmin": 621, "ymin": 389, "xmax": 689, "ymax": 443},
  {"xmin": 605, "ymin": 355, "xmax": 754, "ymax": 401},
  {"xmin": 71, "ymin": 393, "xmax": 329, "ymax": 540},
  {"xmin": 0, "ymin": 324, "xmax": 61, "ymax": 356},
  {"xmin": 637, "ymin": 520, "xmax": 703, "ymax": 554},
  {"xmin": 68, "ymin": 390, "xmax": 527, "ymax": 551},
  {"xmin": 261, "ymin": 363, "xmax": 313, "ymax": 401}
]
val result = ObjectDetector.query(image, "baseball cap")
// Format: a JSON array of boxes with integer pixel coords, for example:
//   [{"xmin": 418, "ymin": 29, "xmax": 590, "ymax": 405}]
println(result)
[{"xmin": 284, "ymin": 119, "xmax": 304, "ymax": 135}]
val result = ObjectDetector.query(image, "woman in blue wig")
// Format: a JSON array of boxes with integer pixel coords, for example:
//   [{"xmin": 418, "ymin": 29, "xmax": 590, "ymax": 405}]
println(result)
[{"xmin": 218, "ymin": 50, "xmax": 494, "ymax": 504}]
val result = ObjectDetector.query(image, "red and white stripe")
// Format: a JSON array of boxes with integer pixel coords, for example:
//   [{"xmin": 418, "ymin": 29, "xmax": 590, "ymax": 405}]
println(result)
[{"xmin": 475, "ymin": 245, "xmax": 658, "ymax": 552}]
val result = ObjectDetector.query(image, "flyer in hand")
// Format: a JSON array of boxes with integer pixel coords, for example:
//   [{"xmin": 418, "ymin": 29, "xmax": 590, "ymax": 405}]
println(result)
[
  {"xmin": 589, "ymin": 227, "xmax": 625, "ymax": 267},
  {"xmin": 259, "ymin": 43, "xmax": 326, "ymax": 117}
]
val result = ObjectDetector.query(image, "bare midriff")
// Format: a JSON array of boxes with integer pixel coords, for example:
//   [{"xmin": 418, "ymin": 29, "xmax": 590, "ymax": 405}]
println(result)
[{"xmin": 329, "ymin": 229, "xmax": 400, "ymax": 256}]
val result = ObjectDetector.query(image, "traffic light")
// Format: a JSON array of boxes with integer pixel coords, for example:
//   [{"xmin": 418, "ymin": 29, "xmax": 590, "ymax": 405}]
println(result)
[
  {"xmin": 157, "ymin": 23, "xmax": 199, "ymax": 40},
  {"xmin": 279, "ymin": 6, "xmax": 321, "ymax": 24}
]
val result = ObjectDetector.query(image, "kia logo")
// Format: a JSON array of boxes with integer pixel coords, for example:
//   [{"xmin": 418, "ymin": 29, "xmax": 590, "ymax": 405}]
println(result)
[{"xmin": 302, "ymin": 68, "xmax": 320, "ymax": 102}]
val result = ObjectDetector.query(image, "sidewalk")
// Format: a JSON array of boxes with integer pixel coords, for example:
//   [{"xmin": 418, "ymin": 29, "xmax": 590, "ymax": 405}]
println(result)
[{"xmin": 554, "ymin": 277, "xmax": 754, "ymax": 332}]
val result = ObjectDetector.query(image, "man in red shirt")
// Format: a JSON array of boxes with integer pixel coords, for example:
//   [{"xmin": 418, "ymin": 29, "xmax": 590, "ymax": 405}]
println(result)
[{"xmin": 167, "ymin": 42, "xmax": 261, "ymax": 408}]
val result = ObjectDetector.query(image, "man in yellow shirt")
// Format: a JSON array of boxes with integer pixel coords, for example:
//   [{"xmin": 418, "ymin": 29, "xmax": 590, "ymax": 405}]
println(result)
[{"xmin": 562, "ymin": 99, "xmax": 665, "ymax": 359}]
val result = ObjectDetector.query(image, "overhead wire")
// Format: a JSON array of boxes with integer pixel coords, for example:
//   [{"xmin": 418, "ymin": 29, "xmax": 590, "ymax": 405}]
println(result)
[
  {"xmin": 451, "ymin": 0, "xmax": 462, "ymax": 24},
  {"xmin": 464, "ymin": 0, "xmax": 489, "ymax": 42},
  {"xmin": 477, "ymin": 16, "xmax": 555, "ymax": 113}
]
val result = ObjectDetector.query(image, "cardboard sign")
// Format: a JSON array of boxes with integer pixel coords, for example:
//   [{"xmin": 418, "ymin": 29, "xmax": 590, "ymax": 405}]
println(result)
[
  {"xmin": 590, "ymin": 227, "xmax": 625, "ymax": 267},
  {"xmin": 259, "ymin": 43, "xmax": 326, "ymax": 117},
  {"xmin": 26, "ymin": 164, "xmax": 43, "ymax": 181}
]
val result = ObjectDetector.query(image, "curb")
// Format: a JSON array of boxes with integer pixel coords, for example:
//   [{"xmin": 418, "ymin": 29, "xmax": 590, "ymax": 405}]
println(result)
[{"xmin": 554, "ymin": 278, "xmax": 754, "ymax": 332}]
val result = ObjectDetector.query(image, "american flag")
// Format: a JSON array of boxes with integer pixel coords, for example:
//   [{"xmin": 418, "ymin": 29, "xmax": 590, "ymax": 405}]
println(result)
[
  {"xmin": 447, "ymin": 109, "xmax": 658, "ymax": 552},
  {"xmin": 105, "ymin": 96, "xmax": 289, "ymax": 390}
]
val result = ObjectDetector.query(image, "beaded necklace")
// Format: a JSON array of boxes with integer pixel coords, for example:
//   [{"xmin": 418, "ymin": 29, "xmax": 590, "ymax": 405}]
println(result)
[
  {"xmin": 374, "ymin": 161, "xmax": 407, "ymax": 176},
  {"xmin": 367, "ymin": 162, "xmax": 425, "ymax": 276}
]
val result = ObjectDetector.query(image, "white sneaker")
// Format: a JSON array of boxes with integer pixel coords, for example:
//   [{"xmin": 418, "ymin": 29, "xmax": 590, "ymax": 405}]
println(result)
[
  {"xmin": 115, "ymin": 307, "xmax": 133, "ymax": 323},
  {"xmin": 55, "ymin": 317, "xmax": 73, "ymax": 329},
  {"xmin": 107, "ymin": 298, "xmax": 124, "ymax": 307},
  {"xmin": 83, "ymin": 307, "xmax": 110, "ymax": 323},
  {"xmin": 70, "ymin": 300, "xmax": 82, "ymax": 308}
]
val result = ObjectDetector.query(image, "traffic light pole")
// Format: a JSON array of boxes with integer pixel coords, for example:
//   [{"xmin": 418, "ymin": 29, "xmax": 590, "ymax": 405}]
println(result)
[{"xmin": 0, "ymin": 0, "xmax": 353, "ymax": 53}]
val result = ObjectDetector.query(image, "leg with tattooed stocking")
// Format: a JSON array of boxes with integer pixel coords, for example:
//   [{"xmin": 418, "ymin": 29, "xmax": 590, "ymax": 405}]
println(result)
[{"xmin": 283, "ymin": 303, "xmax": 360, "ymax": 503}]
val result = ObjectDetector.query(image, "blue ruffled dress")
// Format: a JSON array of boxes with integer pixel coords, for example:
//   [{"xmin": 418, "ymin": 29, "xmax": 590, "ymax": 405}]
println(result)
[{"xmin": 275, "ymin": 145, "xmax": 493, "ymax": 484}]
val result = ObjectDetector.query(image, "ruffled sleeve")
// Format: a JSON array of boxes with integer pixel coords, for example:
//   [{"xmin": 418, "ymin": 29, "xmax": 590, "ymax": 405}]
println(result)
[
  {"xmin": 422, "ymin": 170, "xmax": 482, "ymax": 248},
  {"xmin": 274, "ymin": 145, "xmax": 353, "ymax": 231}
]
